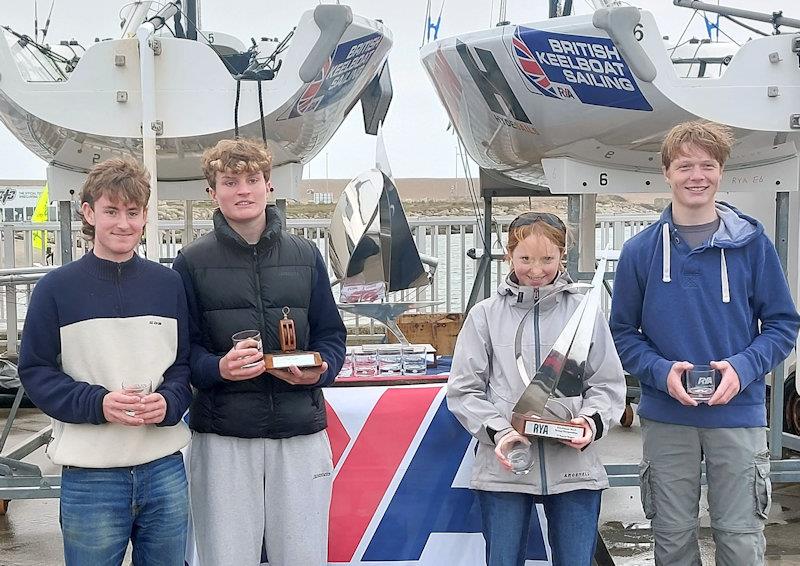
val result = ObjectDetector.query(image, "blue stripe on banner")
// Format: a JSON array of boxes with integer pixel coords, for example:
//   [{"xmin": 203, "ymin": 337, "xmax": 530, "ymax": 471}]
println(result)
[{"xmin": 363, "ymin": 397, "xmax": 548, "ymax": 561}]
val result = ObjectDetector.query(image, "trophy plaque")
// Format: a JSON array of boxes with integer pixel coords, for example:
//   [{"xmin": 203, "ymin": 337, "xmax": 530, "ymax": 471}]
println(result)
[
  {"xmin": 263, "ymin": 307, "xmax": 323, "ymax": 369},
  {"xmin": 511, "ymin": 413, "xmax": 585, "ymax": 441}
]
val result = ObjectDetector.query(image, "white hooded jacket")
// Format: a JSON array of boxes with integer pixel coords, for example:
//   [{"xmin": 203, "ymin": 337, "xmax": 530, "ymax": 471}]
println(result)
[{"xmin": 447, "ymin": 272, "xmax": 626, "ymax": 495}]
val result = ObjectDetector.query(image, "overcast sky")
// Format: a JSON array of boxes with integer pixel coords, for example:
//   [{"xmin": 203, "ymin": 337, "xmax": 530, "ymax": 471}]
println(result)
[{"xmin": 0, "ymin": 0, "xmax": 793, "ymax": 181}]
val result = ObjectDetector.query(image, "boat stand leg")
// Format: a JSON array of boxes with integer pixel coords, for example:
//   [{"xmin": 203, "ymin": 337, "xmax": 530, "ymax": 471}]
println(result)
[
  {"xmin": 58, "ymin": 200, "xmax": 73, "ymax": 265},
  {"xmin": 0, "ymin": 456, "xmax": 42, "ymax": 477},
  {"xmin": 592, "ymin": 530, "xmax": 616, "ymax": 566},
  {"xmin": 0, "ymin": 387, "xmax": 25, "ymax": 453},
  {"xmin": 465, "ymin": 253, "xmax": 492, "ymax": 314}
]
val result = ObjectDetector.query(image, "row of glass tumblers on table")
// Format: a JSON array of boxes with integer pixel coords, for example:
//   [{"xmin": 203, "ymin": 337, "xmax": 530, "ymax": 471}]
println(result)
[{"xmin": 338, "ymin": 344, "xmax": 428, "ymax": 377}]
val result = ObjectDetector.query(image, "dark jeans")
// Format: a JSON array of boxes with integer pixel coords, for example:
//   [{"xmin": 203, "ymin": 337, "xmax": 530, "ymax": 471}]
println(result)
[
  {"xmin": 477, "ymin": 488, "xmax": 602, "ymax": 566},
  {"xmin": 60, "ymin": 453, "xmax": 188, "ymax": 566}
]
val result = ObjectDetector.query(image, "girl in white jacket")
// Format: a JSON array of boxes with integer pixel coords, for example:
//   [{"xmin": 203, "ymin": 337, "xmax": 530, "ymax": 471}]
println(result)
[{"xmin": 447, "ymin": 211, "xmax": 625, "ymax": 566}]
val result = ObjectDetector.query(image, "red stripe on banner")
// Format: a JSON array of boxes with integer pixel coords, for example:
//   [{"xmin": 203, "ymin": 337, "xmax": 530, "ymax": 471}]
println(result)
[
  {"xmin": 328, "ymin": 387, "xmax": 441, "ymax": 562},
  {"xmin": 325, "ymin": 401, "xmax": 350, "ymax": 467}
]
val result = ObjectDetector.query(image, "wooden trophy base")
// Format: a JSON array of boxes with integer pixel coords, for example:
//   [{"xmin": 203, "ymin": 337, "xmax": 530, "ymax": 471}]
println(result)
[
  {"xmin": 511, "ymin": 412, "xmax": 584, "ymax": 441},
  {"xmin": 264, "ymin": 351, "xmax": 323, "ymax": 370}
]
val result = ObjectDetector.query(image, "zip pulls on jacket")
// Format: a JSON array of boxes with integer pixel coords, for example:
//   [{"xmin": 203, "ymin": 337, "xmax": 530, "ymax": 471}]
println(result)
[
  {"xmin": 661, "ymin": 222, "xmax": 730, "ymax": 303},
  {"xmin": 251, "ymin": 245, "xmax": 273, "ymax": 414},
  {"xmin": 115, "ymin": 262, "xmax": 124, "ymax": 315},
  {"xmin": 529, "ymin": 287, "xmax": 550, "ymax": 495}
]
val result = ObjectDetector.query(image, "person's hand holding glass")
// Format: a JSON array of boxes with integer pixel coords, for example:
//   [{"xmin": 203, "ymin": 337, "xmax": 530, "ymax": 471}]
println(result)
[
  {"xmin": 220, "ymin": 330, "xmax": 265, "ymax": 381},
  {"xmin": 495, "ymin": 430, "xmax": 535, "ymax": 475},
  {"xmin": 122, "ymin": 380, "xmax": 151, "ymax": 416},
  {"xmin": 102, "ymin": 379, "xmax": 166, "ymax": 426}
]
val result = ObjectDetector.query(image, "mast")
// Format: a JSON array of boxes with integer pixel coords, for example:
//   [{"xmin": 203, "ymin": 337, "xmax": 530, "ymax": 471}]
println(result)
[
  {"xmin": 549, "ymin": 0, "xmax": 576, "ymax": 17},
  {"xmin": 136, "ymin": 2, "xmax": 180, "ymax": 261},
  {"xmin": 186, "ymin": 0, "xmax": 198, "ymax": 40}
]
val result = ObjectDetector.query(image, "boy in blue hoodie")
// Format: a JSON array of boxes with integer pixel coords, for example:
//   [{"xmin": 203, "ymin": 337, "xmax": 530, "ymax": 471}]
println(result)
[{"xmin": 610, "ymin": 121, "xmax": 800, "ymax": 565}]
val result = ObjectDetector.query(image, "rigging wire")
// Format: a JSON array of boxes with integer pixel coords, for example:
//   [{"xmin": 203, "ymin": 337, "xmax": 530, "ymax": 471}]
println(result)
[
  {"xmin": 669, "ymin": 9, "xmax": 698, "ymax": 58},
  {"xmin": 259, "ymin": 29, "xmax": 294, "ymax": 74},
  {"xmin": 40, "ymin": 0, "xmax": 56, "ymax": 44},
  {"xmin": 456, "ymin": 136, "xmax": 486, "ymax": 249},
  {"xmin": 714, "ymin": 24, "xmax": 742, "ymax": 46},
  {"xmin": 2, "ymin": 25, "xmax": 70, "ymax": 80},
  {"xmin": 234, "ymin": 80, "xmax": 241, "ymax": 139},
  {"xmin": 435, "ymin": 1, "xmax": 446, "ymax": 39},
  {"xmin": 162, "ymin": 22, "xmax": 177, "ymax": 37},
  {"xmin": 422, "ymin": 0, "xmax": 431, "ymax": 46},
  {"xmin": 21, "ymin": 44, "xmax": 63, "ymax": 80},
  {"xmin": 257, "ymin": 81, "xmax": 267, "ymax": 144},
  {"xmin": 682, "ymin": 40, "xmax": 704, "ymax": 77}
]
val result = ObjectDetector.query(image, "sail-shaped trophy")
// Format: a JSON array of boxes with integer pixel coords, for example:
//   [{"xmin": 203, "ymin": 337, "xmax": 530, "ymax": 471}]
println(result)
[
  {"xmin": 510, "ymin": 255, "xmax": 610, "ymax": 441},
  {"xmin": 328, "ymin": 163, "xmax": 439, "ymax": 344}
]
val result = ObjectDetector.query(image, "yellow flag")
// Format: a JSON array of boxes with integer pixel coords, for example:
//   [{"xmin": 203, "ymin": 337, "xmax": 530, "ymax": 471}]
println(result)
[{"xmin": 32, "ymin": 184, "xmax": 49, "ymax": 250}]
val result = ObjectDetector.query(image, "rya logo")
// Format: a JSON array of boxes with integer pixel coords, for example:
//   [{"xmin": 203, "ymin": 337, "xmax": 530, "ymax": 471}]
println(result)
[{"xmin": 0, "ymin": 188, "xmax": 16, "ymax": 204}]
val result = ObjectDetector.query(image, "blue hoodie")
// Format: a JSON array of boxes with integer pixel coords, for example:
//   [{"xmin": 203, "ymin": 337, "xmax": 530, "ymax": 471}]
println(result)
[{"xmin": 610, "ymin": 202, "xmax": 800, "ymax": 428}]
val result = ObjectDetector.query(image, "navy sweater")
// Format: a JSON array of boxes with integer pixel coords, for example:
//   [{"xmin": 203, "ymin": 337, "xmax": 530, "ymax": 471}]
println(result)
[{"xmin": 18, "ymin": 252, "xmax": 192, "ymax": 467}]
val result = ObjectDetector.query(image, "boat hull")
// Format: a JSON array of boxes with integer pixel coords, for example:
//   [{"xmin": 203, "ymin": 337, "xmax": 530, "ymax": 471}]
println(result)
[
  {"xmin": 0, "ymin": 8, "xmax": 392, "ymax": 199},
  {"xmin": 420, "ymin": 10, "xmax": 799, "ymax": 193}
]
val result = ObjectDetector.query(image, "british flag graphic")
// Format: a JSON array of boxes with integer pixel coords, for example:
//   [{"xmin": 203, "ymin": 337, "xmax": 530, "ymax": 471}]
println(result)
[
  {"xmin": 512, "ymin": 28, "xmax": 559, "ymax": 98},
  {"xmin": 297, "ymin": 56, "xmax": 332, "ymax": 115}
]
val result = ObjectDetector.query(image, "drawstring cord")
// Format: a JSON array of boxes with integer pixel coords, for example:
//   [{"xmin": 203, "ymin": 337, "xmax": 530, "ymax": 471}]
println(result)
[
  {"xmin": 661, "ymin": 223, "xmax": 671, "ymax": 283},
  {"xmin": 720, "ymin": 248, "xmax": 730, "ymax": 303}
]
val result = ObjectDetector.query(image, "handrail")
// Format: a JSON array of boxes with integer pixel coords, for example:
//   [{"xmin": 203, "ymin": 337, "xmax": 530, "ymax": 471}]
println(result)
[{"xmin": 0, "ymin": 214, "xmax": 661, "ymax": 347}]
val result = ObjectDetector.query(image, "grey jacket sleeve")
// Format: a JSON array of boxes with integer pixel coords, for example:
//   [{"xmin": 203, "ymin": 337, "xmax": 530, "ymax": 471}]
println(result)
[
  {"xmin": 578, "ymin": 309, "xmax": 627, "ymax": 441},
  {"xmin": 446, "ymin": 305, "xmax": 512, "ymax": 445}
]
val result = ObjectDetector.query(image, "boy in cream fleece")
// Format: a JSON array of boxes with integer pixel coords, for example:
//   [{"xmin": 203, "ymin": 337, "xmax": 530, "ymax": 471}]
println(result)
[{"xmin": 19, "ymin": 157, "xmax": 192, "ymax": 566}]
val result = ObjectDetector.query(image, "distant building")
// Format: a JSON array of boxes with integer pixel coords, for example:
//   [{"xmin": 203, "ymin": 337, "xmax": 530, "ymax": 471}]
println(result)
[
  {"xmin": 299, "ymin": 178, "xmax": 479, "ymax": 202},
  {"xmin": 0, "ymin": 180, "xmax": 51, "ymax": 222}
]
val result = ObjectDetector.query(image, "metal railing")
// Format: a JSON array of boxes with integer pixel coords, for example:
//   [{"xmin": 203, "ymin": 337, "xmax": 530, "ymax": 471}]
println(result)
[{"xmin": 0, "ymin": 214, "xmax": 660, "ymax": 346}]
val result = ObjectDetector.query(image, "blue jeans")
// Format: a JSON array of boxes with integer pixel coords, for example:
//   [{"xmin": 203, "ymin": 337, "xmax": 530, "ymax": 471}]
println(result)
[
  {"xmin": 60, "ymin": 453, "xmax": 188, "ymax": 566},
  {"xmin": 477, "ymin": 489, "xmax": 602, "ymax": 566}
]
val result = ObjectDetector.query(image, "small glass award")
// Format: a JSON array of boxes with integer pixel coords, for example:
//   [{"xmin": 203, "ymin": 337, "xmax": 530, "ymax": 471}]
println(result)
[
  {"xmin": 263, "ymin": 307, "xmax": 323, "ymax": 370},
  {"xmin": 685, "ymin": 364, "xmax": 717, "ymax": 402}
]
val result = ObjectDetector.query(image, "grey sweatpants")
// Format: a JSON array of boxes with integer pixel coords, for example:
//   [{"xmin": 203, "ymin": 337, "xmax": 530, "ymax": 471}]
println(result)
[
  {"xmin": 640, "ymin": 418, "xmax": 771, "ymax": 566},
  {"xmin": 189, "ymin": 431, "xmax": 333, "ymax": 566}
]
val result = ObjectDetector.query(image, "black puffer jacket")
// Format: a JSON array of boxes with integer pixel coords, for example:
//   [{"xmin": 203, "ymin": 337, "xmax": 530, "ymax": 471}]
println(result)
[{"xmin": 173, "ymin": 206, "xmax": 346, "ymax": 439}]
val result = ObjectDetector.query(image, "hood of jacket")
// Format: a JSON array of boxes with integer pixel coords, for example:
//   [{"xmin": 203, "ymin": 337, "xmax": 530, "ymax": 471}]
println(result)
[
  {"xmin": 497, "ymin": 271, "xmax": 585, "ymax": 312},
  {"xmin": 659, "ymin": 201, "xmax": 763, "ymax": 303}
]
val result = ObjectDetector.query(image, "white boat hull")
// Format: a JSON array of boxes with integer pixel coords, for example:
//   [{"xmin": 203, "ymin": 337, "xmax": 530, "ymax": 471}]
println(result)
[
  {"xmin": 0, "ymin": 7, "xmax": 392, "ymax": 199},
  {"xmin": 420, "ymin": 9, "xmax": 799, "ymax": 194}
]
